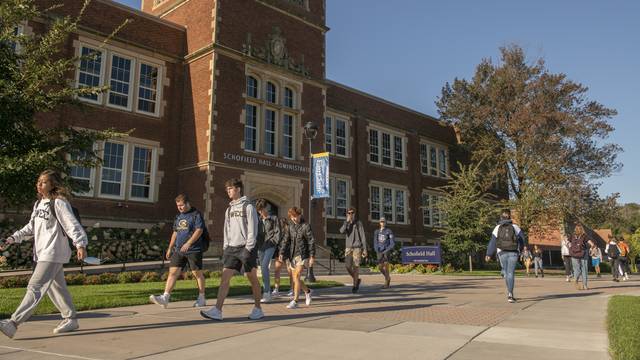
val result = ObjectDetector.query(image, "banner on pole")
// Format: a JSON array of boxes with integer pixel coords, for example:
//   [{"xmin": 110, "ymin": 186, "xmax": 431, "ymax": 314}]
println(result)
[{"xmin": 311, "ymin": 152, "xmax": 330, "ymax": 199}]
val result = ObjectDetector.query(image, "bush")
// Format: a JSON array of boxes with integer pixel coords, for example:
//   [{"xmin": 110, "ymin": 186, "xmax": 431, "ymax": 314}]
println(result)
[
  {"xmin": 161, "ymin": 271, "xmax": 170, "ymax": 281},
  {"xmin": 0, "ymin": 275, "xmax": 30, "ymax": 288},
  {"xmin": 208, "ymin": 270, "xmax": 221, "ymax": 279},
  {"xmin": 98, "ymin": 272, "xmax": 119, "ymax": 284},
  {"xmin": 65, "ymin": 273, "xmax": 86, "ymax": 285},
  {"xmin": 84, "ymin": 275, "xmax": 101, "ymax": 285},
  {"xmin": 442, "ymin": 263, "xmax": 456, "ymax": 273},
  {"xmin": 118, "ymin": 271, "xmax": 144, "ymax": 284},
  {"xmin": 140, "ymin": 272, "xmax": 161, "ymax": 282}
]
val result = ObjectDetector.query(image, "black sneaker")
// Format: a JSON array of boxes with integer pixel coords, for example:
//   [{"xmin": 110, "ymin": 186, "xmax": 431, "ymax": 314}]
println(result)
[
  {"xmin": 508, "ymin": 296, "xmax": 516, "ymax": 303},
  {"xmin": 355, "ymin": 278, "xmax": 361, "ymax": 292}
]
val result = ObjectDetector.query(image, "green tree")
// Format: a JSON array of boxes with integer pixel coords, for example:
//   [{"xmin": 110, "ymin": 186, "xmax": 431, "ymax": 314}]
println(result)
[
  {"xmin": 436, "ymin": 45, "xmax": 622, "ymax": 233},
  {"xmin": 439, "ymin": 161, "xmax": 498, "ymax": 269},
  {"xmin": 628, "ymin": 230, "xmax": 640, "ymax": 273},
  {"xmin": 0, "ymin": 0, "xmax": 127, "ymax": 207}
]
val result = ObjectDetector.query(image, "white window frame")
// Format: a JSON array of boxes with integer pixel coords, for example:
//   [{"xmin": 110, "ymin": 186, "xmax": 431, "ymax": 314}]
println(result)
[
  {"xmin": 76, "ymin": 44, "xmax": 106, "ymax": 105},
  {"xmin": 325, "ymin": 176, "xmax": 350, "ymax": 219},
  {"xmin": 266, "ymin": 81, "xmax": 277, "ymax": 104},
  {"xmin": 422, "ymin": 190, "xmax": 445, "ymax": 228},
  {"xmin": 283, "ymin": 86, "xmax": 294, "ymax": 108},
  {"xmin": 129, "ymin": 145, "xmax": 158, "ymax": 202},
  {"xmin": 244, "ymin": 103, "xmax": 259, "ymax": 153},
  {"xmin": 135, "ymin": 61, "xmax": 163, "ymax": 117},
  {"xmin": 263, "ymin": 108, "xmax": 278, "ymax": 156},
  {"xmin": 68, "ymin": 144, "xmax": 98, "ymax": 197},
  {"xmin": 246, "ymin": 75, "xmax": 259, "ymax": 99},
  {"xmin": 368, "ymin": 126, "xmax": 406, "ymax": 170},
  {"xmin": 282, "ymin": 113, "xmax": 295, "ymax": 160},
  {"xmin": 11, "ymin": 25, "xmax": 23, "ymax": 53},
  {"xmin": 106, "ymin": 52, "xmax": 135, "ymax": 111},
  {"xmin": 97, "ymin": 141, "xmax": 129, "ymax": 200},
  {"xmin": 420, "ymin": 140, "xmax": 450, "ymax": 178},
  {"xmin": 324, "ymin": 113, "xmax": 350, "ymax": 158},
  {"xmin": 369, "ymin": 182, "xmax": 409, "ymax": 224}
]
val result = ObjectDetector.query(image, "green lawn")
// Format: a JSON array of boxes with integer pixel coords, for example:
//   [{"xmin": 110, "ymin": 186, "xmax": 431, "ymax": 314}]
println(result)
[
  {"xmin": 607, "ymin": 295, "xmax": 640, "ymax": 360},
  {"xmin": 0, "ymin": 277, "xmax": 343, "ymax": 318}
]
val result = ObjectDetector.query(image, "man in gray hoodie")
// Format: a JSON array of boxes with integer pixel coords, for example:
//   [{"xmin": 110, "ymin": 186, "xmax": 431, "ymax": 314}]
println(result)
[
  {"xmin": 340, "ymin": 207, "xmax": 368, "ymax": 293},
  {"xmin": 201, "ymin": 178, "xmax": 264, "ymax": 321}
]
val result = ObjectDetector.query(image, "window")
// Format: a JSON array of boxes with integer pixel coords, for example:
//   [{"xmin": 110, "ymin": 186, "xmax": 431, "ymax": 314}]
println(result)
[
  {"xmin": 369, "ymin": 128, "xmax": 405, "ymax": 169},
  {"xmin": 420, "ymin": 142, "xmax": 449, "ymax": 178},
  {"xmin": 284, "ymin": 87, "xmax": 294, "ymax": 108},
  {"xmin": 324, "ymin": 115, "xmax": 349, "ymax": 157},
  {"xmin": 421, "ymin": 193, "xmax": 431, "ymax": 226},
  {"xmin": 108, "ymin": 54, "xmax": 133, "ymax": 109},
  {"xmin": 9, "ymin": 26, "xmax": 23, "ymax": 53},
  {"xmin": 266, "ymin": 82, "xmax": 277, "ymax": 103},
  {"xmin": 422, "ymin": 192, "xmax": 445, "ymax": 227},
  {"xmin": 325, "ymin": 177, "xmax": 350, "ymax": 218},
  {"xmin": 69, "ymin": 150, "xmax": 94, "ymax": 196},
  {"xmin": 100, "ymin": 142, "xmax": 126, "ymax": 197},
  {"xmin": 138, "ymin": 63, "xmax": 159, "ymax": 114},
  {"xmin": 78, "ymin": 46, "xmax": 103, "ymax": 102},
  {"xmin": 282, "ymin": 114, "xmax": 294, "ymax": 159},
  {"xmin": 131, "ymin": 146, "xmax": 153, "ymax": 199},
  {"xmin": 369, "ymin": 184, "xmax": 408, "ymax": 224},
  {"xmin": 264, "ymin": 109, "xmax": 276, "ymax": 155},
  {"xmin": 244, "ymin": 104, "xmax": 258, "ymax": 152},
  {"xmin": 247, "ymin": 76, "xmax": 258, "ymax": 98}
]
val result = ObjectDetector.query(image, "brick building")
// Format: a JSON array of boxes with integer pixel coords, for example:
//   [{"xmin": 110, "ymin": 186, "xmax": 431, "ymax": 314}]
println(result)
[{"xmin": 14, "ymin": 0, "xmax": 470, "ymax": 254}]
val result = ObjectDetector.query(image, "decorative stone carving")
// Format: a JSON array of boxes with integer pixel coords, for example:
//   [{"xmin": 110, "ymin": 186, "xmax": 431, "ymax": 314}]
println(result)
[{"xmin": 242, "ymin": 27, "xmax": 310, "ymax": 77}]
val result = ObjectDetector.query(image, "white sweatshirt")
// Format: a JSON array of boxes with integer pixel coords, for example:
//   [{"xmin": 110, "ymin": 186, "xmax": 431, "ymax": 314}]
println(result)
[{"xmin": 11, "ymin": 198, "xmax": 88, "ymax": 263}]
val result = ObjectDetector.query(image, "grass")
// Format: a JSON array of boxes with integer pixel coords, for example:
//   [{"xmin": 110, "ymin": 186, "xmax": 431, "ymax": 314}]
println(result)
[
  {"xmin": 607, "ymin": 295, "xmax": 640, "ymax": 360},
  {"xmin": 0, "ymin": 276, "xmax": 343, "ymax": 318}
]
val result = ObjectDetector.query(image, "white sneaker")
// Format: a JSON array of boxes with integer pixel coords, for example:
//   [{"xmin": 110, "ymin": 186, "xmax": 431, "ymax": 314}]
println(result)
[
  {"xmin": 200, "ymin": 306, "xmax": 223, "ymax": 321},
  {"xmin": 565, "ymin": 276, "xmax": 570, "ymax": 282},
  {"xmin": 0, "ymin": 320, "xmax": 16, "ymax": 339},
  {"xmin": 286, "ymin": 300, "xmax": 298, "ymax": 309},
  {"xmin": 287, "ymin": 290, "xmax": 294, "ymax": 297},
  {"xmin": 149, "ymin": 294, "xmax": 169, "ymax": 309},
  {"xmin": 271, "ymin": 288, "xmax": 280, "ymax": 298},
  {"xmin": 305, "ymin": 289, "xmax": 312, "ymax": 306},
  {"xmin": 260, "ymin": 293, "xmax": 272, "ymax": 303},
  {"xmin": 193, "ymin": 296, "xmax": 206, "ymax": 307},
  {"xmin": 248, "ymin": 307, "xmax": 264, "ymax": 320},
  {"xmin": 53, "ymin": 318, "xmax": 78, "ymax": 334}
]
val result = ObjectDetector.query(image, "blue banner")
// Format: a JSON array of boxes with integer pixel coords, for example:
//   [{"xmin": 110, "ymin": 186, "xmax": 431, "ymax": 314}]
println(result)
[
  {"xmin": 311, "ymin": 152, "xmax": 330, "ymax": 199},
  {"xmin": 401, "ymin": 246, "xmax": 441, "ymax": 264}
]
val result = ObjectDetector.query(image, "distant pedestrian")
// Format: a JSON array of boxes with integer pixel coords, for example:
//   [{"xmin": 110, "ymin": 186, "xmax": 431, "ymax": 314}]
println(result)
[
  {"xmin": 533, "ymin": 245, "xmax": 544, "ymax": 278},
  {"xmin": 520, "ymin": 246, "xmax": 533, "ymax": 276},
  {"xmin": 561, "ymin": 235, "xmax": 573, "ymax": 282},
  {"xmin": 617, "ymin": 239, "xmax": 631, "ymax": 281},
  {"xmin": 271, "ymin": 217, "xmax": 293, "ymax": 298},
  {"xmin": 0, "ymin": 170, "xmax": 88, "ymax": 339},
  {"xmin": 486, "ymin": 209, "xmax": 525, "ymax": 303},
  {"xmin": 150, "ymin": 194, "xmax": 207, "ymax": 309},
  {"xmin": 201, "ymin": 178, "xmax": 264, "ymax": 321},
  {"xmin": 280, "ymin": 207, "xmax": 315, "ymax": 309},
  {"xmin": 340, "ymin": 207, "xmax": 368, "ymax": 293},
  {"xmin": 569, "ymin": 224, "xmax": 595, "ymax": 290},
  {"xmin": 589, "ymin": 245, "xmax": 603, "ymax": 278},
  {"xmin": 255, "ymin": 199, "xmax": 281, "ymax": 303},
  {"xmin": 373, "ymin": 217, "xmax": 395, "ymax": 288},
  {"xmin": 605, "ymin": 235, "xmax": 621, "ymax": 282}
]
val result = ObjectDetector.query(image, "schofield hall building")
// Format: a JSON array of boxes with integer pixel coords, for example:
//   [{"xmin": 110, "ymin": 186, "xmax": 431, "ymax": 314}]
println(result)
[{"xmin": 16, "ymin": 0, "xmax": 488, "ymax": 255}]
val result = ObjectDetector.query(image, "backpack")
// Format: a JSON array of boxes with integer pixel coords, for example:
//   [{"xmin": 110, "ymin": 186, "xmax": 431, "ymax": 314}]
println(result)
[
  {"xmin": 618, "ymin": 243, "xmax": 628, "ymax": 257},
  {"xmin": 607, "ymin": 244, "xmax": 620, "ymax": 259},
  {"xmin": 38, "ymin": 199, "xmax": 82, "ymax": 248},
  {"xmin": 496, "ymin": 223, "xmax": 518, "ymax": 251},
  {"xmin": 569, "ymin": 236, "xmax": 586, "ymax": 258}
]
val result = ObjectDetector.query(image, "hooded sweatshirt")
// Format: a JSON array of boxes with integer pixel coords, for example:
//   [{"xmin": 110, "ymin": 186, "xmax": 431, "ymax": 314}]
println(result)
[
  {"xmin": 486, "ymin": 219, "xmax": 525, "ymax": 257},
  {"xmin": 10, "ymin": 198, "xmax": 88, "ymax": 263},
  {"xmin": 223, "ymin": 196, "xmax": 258, "ymax": 251}
]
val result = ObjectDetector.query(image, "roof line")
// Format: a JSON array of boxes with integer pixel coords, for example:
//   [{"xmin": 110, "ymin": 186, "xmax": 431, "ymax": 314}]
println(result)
[{"xmin": 96, "ymin": 0, "xmax": 186, "ymax": 31}]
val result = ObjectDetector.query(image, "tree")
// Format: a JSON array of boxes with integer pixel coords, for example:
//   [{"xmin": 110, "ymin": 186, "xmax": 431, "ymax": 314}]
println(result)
[
  {"xmin": 438, "ymin": 161, "xmax": 498, "ymax": 269},
  {"xmin": 627, "ymin": 229, "xmax": 640, "ymax": 273},
  {"xmin": 436, "ymin": 45, "xmax": 622, "ymax": 232},
  {"xmin": 0, "ymin": 0, "xmax": 127, "ymax": 207}
]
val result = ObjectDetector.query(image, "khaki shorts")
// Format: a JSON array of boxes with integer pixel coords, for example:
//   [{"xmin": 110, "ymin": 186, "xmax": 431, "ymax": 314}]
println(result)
[
  {"xmin": 289, "ymin": 255, "xmax": 309, "ymax": 269},
  {"xmin": 345, "ymin": 247, "xmax": 363, "ymax": 269}
]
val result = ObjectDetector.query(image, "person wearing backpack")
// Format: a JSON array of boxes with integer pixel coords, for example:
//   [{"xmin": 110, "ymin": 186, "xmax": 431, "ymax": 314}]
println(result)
[
  {"xmin": 589, "ymin": 244, "xmax": 603, "ymax": 278},
  {"xmin": 561, "ymin": 235, "xmax": 573, "ymax": 282},
  {"xmin": 617, "ymin": 239, "xmax": 631, "ymax": 281},
  {"xmin": 485, "ymin": 209, "xmax": 525, "ymax": 303},
  {"xmin": 520, "ymin": 246, "xmax": 533, "ymax": 277},
  {"xmin": 150, "ymin": 194, "xmax": 207, "ymax": 308},
  {"xmin": 569, "ymin": 224, "xmax": 595, "ymax": 290},
  {"xmin": 0, "ymin": 170, "xmax": 88, "ymax": 339},
  {"xmin": 255, "ymin": 198, "xmax": 281, "ymax": 303},
  {"xmin": 605, "ymin": 235, "xmax": 621, "ymax": 282}
]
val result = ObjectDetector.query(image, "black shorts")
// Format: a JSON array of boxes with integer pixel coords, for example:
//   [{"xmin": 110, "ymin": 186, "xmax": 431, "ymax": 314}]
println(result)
[
  {"xmin": 169, "ymin": 251, "xmax": 203, "ymax": 271},
  {"xmin": 377, "ymin": 252, "xmax": 390, "ymax": 264},
  {"xmin": 223, "ymin": 246, "xmax": 258, "ymax": 273}
]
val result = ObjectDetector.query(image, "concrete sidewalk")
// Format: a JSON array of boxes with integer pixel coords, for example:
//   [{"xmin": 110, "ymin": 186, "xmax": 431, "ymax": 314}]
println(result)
[{"xmin": 0, "ymin": 274, "xmax": 638, "ymax": 359}]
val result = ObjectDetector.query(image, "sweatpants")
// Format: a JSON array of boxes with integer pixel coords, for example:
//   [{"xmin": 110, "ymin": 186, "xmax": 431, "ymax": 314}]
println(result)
[{"xmin": 11, "ymin": 261, "xmax": 76, "ymax": 325}]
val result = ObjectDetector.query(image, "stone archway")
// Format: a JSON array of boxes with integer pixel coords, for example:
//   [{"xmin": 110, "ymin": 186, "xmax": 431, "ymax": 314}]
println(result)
[{"xmin": 243, "ymin": 171, "xmax": 302, "ymax": 218}]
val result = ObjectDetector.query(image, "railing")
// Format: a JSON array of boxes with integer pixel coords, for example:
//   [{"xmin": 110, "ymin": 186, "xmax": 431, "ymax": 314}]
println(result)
[{"xmin": 314, "ymin": 244, "xmax": 335, "ymax": 275}]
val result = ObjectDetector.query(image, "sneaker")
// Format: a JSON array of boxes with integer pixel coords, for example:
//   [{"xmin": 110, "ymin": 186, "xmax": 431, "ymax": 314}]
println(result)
[
  {"xmin": 0, "ymin": 320, "xmax": 16, "ymax": 339},
  {"xmin": 304, "ymin": 290, "xmax": 312, "ymax": 306},
  {"xmin": 200, "ymin": 306, "xmax": 223, "ymax": 321},
  {"xmin": 193, "ymin": 296, "xmax": 206, "ymax": 308},
  {"xmin": 286, "ymin": 300, "xmax": 298, "ymax": 309},
  {"xmin": 507, "ymin": 296, "xmax": 516, "ymax": 303},
  {"xmin": 260, "ymin": 293, "xmax": 272, "ymax": 303},
  {"xmin": 271, "ymin": 288, "xmax": 280, "ymax": 298},
  {"xmin": 355, "ymin": 278, "xmax": 361, "ymax": 292},
  {"xmin": 248, "ymin": 307, "xmax": 264, "ymax": 320},
  {"xmin": 384, "ymin": 277, "xmax": 391, "ymax": 289},
  {"xmin": 53, "ymin": 318, "xmax": 78, "ymax": 334},
  {"xmin": 149, "ymin": 294, "xmax": 169, "ymax": 309},
  {"xmin": 287, "ymin": 290, "xmax": 294, "ymax": 297}
]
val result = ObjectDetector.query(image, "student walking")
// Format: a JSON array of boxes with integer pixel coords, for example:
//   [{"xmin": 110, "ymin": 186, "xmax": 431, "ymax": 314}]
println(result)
[
  {"xmin": 569, "ymin": 224, "xmax": 595, "ymax": 290},
  {"xmin": 0, "ymin": 170, "xmax": 88, "ymax": 339},
  {"xmin": 271, "ymin": 217, "xmax": 292, "ymax": 298},
  {"xmin": 255, "ymin": 199, "xmax": 281, "ymax": 303},
  {"xmin": 533, "ymin": 245, "xmax": 544, "ymax": 278},
  {"xmin": 486, "ymin": 209, "xmax": 525, "ymax": 303},
  {"xmin": 150, "ymin": 194, "xmax": 207, "ymax": 308},
  {"xmin": 280, "ymin": 207, "xmax": 315, "ymax": 309},
  {"xmin": 617, "ymin": 239, "xmax": 631, "ymax": 281},
  {"xmin": 520, "ymin": 246, "xmax": 533, "ymax": 276},
  {"xmin": 201, "ymin": 178, "xmax": 264, "ymax": 321},
  {"xmin": 590, "ymin": 245, "xmax": 603, "ymax": 278},
  {"xmin": 605, "ymin": 236, "xmax": 621, "ymax": 282},
  {"xmin": 561, "ymin": 235, "xmax": 573, "ymax": 282},
  {"xmin": 340, "ymin": 207, "xmax": 368, "ymax": 293},
  {"xmin": 373, "ymin": 218, "xmax": 395, "ymax": 288}
]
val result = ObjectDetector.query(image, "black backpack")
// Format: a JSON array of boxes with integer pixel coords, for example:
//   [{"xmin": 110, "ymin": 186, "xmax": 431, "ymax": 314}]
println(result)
[
  {"xmin": 496, "ymin": 223, "xmax": 518, "ymax": 251},
  {"xmin": 38, "ymin": 199, "xmax": 82, "ymax": 248},
  {"xmin": 178, "ymin": 208, "xmax": 210, "ymax": 252},
  {"xmin": 607, "ymin": 244, "xmax": 620, "ymax": 259}
]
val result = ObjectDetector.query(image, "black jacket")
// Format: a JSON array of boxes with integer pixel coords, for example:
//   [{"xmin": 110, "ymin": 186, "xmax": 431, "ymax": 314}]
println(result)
[
  {"xmin": 280, "ymin": 219, "xmax": 315, "ymax": 260},
  {"xmin": 257, "ymin": 215, "xmax": 281, "ymax": 251}
]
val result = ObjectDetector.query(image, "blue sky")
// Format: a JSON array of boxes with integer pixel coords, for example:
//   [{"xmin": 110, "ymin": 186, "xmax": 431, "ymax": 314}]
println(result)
[{"xmin": 116, "ymin": 0, "xmax": 639, "ymax": 204}]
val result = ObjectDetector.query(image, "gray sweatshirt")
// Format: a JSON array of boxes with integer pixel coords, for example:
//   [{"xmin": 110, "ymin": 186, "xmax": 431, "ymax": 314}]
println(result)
[
  {"xmin": 11, "ymin": 198, "xmax": 88, "ymax": 263},
  {"xmin": 223, "ymin": 196, "xmax": 258, "ymax": 251}
]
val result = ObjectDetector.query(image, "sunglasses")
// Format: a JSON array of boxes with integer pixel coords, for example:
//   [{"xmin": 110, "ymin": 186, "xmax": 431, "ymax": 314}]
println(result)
[{"xmin": 347, "ymin": 211, "xmax": 354, "ymax": 214}]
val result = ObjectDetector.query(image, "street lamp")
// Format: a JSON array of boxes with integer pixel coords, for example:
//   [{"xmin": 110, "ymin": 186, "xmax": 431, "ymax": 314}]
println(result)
[{"xmin": 303, "ymin": 121, "xmax": 318, "ymax": 282}]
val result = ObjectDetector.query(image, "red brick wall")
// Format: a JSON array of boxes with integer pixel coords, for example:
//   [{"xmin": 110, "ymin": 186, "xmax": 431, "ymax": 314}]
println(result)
[{"xmin": 159, "ymin": 0, "xmax": 215, "ymax": 55}]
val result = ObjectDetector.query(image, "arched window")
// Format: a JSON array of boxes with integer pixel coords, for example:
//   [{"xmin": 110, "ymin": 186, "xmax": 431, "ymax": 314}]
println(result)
[
  {"xmin": 284, "ymin": 87, "xmax": 294, "ymax": 108},
  {"xmin": 247, "ymin": 76, "xmax": 258, "ymax": 98},
  {"xmin": 266, "ymin": 81, "xmax": 277, "ymax": 103}
]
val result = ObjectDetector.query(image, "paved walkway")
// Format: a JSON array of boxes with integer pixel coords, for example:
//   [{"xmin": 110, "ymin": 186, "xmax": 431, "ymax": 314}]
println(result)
[{"xmin": 0, "ymin": 274, "xmax": 638, "ymax": 359}]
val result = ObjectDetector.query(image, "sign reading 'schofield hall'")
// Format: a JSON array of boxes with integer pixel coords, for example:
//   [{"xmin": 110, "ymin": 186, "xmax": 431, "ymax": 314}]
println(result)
[{"xmin": 401, "ymin": 246, "xmax": 442, "ymax": 265}]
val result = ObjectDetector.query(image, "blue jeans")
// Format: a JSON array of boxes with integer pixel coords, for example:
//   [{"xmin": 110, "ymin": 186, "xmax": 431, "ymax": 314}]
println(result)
[
  {"xmin": 499, "ymin": 251, "xmax": 518, "ymax": 296},
  {"xmin": 258, "ymin": 247, "xmax": 276, "ymax": 293},
  {"xmin": 534, "ymin": 257, "xmax": 543, "ymax": 276},
  {"xmin": 572, "ymin": 257, "xmax": 589, "ymax": 288}
]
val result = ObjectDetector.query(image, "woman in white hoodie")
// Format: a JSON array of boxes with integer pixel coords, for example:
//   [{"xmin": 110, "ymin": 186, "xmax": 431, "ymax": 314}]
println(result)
[{"xmin": 0, "ymin": 170, "xmax": 88, "ymax": 339}]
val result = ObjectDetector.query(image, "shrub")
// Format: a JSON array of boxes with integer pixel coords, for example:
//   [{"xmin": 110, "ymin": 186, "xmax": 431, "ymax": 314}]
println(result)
[
  {"xmin": 208, "ymin": 270, "xmax": 221, "ymax": 279},
  {"xmin": 0, "ymin": 275, "xmax": 30, "ymax": 288},
  {"xmin": 442, "ymin": 263, "xmax": 456, "ymax": 273},
  {"xmin": 84, "ymin": 275, "xmax": 101, "ymax": 285},
  {"xmin": 99, "ymin": 272, "xmax": 119, "ymax": 284},
  {"xmin": 65, "ymin": 273, "xmax": 86, "ymax": 285},
  {"xmin": 161, "ymin": 271, "xmax": 169, "ymax": 281},
  {"xmin": 118, "ymin": 271, "xmax": 144, "ymax": 284},
  {"xmin": 202, "ymin": 269, "xmax": 211, "ymax": 278},
  {"xmin": 140, "ymin": 272, "xmax": 161, "ymax": 282}
]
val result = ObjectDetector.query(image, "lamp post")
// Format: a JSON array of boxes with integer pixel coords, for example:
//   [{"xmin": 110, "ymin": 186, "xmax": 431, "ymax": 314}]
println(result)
[{"xmin": 303, "ymin": 121, "xmax": 318, "ymax": 282}]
